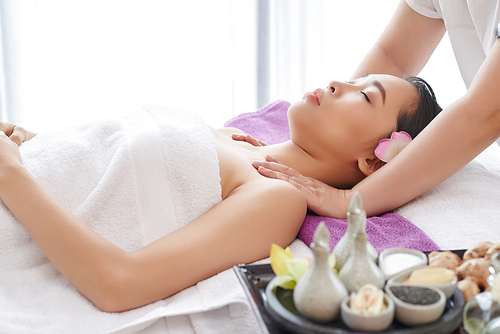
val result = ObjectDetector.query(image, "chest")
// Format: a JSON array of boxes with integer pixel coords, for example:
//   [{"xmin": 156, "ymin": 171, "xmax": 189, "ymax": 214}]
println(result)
[{"xmin": 211, "ymin": 129, "xmax": 268, "ymax": 200}]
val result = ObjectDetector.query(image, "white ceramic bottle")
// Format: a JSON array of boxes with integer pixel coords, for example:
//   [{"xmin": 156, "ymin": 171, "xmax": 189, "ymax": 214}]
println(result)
[
  {"xmin": 293, "ymin": 222, "xmax": 348, "ymax": 323},
  {"xmin": 337, "ymin": 194, "xmax": 384, "ymax": 293},
  {"xmin": 332, "ymin": 192, "xmax": 378, "ymax": 270},
  {"xmin": 338, "ymin": 227, "xmax": 385, "ymax": 293}
]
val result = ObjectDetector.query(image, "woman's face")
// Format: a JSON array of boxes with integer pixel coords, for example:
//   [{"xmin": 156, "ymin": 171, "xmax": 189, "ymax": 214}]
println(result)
[{"xmin": 288, "ymin": 74, "xmax": 418, "ymax": 162}]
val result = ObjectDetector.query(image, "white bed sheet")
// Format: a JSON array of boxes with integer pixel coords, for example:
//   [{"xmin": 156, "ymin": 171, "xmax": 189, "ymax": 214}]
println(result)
[{"xmin": 395, "ymin": 143, "xmax": 500, "ymax": 250}]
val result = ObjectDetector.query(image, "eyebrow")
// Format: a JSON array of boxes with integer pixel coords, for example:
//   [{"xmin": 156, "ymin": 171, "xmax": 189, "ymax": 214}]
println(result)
[
  {"xmin": 372, "ymin": 80, "xmax": 386, "ymax": 105},
  {"xmin": 357, "ymin": 74, "xmax": 386, "ymax": 105}
]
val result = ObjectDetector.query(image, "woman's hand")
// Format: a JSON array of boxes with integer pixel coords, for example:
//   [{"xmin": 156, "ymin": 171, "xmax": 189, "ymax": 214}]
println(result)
[
  {"xmin": 252, "ymin": 155, "xmax": 351, "ymax": 218},
  {"xmin": 0, "ymin": 122, "xmax": 36, "ymax": 146},
  {"xmin": 0, "ymin": 131, "xmax": 23, "ymax": 170},
  {"xmin": 231, "ymin": 133, "xmax": 268, "ymax": 147}
]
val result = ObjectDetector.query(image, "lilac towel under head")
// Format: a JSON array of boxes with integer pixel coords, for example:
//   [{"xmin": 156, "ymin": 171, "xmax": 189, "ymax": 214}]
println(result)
[
  {"xmin": 224, "ymin": 100, "xmax": 440, "ymax": 252},
  {"xmin": 224, "ymin": 100, "xmax": 291, "ymax": 145}
]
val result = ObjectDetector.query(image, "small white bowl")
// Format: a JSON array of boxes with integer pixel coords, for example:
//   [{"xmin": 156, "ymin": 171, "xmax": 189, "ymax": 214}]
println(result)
[
  {"xmin": 340, "ymin": 294, "xmax": 395, "ymax": 332},
  {"xmin": 378, "ymin": 248, "xmax": 427, "ymax": 281},
  {"xmin": 386, "ymin": 284, "xmax": 446, "ymax": 326},
  {"xmin": 387, "ymin": 266, "xmax": 458, "ymax": 299}
]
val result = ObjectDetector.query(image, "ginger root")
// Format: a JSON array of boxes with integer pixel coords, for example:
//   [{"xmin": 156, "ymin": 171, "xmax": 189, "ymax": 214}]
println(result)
[
  {"xmin": 457, "ymin": 277, "xmax": 481, "ymax": 303},
  {"xmin": 456, "ymin": 258, "xmax": 490, "ymax": 290},
  {"xmin": 463, "ymin": 241, "xmax": 494, "ymax": 261},
  {"xmin": 428, "ymin": 250, "xmax": 462, "ymax": 271},
  {"xmin": 428, "ymin": 241, "xmax": 498, "ymax": 302},
  {"xmin": 485, "ymin": 243, "xmax": 500, "ymax": 260}
]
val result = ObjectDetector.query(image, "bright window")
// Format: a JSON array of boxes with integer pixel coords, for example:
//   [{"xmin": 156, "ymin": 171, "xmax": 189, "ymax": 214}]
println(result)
[{"xmin": 0, "ymin": 0, "xmax": 465, "ymax": 131}]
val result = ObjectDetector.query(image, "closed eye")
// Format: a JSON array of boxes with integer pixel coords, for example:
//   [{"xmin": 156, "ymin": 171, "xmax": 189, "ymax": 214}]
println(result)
[{"xmin": 361, "ymin": 91, "xmax": 371, "ymax": 103}]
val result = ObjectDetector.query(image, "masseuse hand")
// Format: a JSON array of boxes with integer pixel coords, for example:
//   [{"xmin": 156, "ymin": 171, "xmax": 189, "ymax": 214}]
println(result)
[
  {"xmin": 252, "ymin": 155, "xmax": 350, "ymax": 218},
  {"xmin": 0, "ymin": 122, "xmax": 36, "ymax": 146},
  {"xmin": 231, "ymin": 133, "xmax": 268, "ymax": 147}
]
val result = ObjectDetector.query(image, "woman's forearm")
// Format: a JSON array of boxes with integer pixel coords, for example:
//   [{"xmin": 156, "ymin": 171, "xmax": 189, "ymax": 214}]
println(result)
[
  {"xmin": 352, "ymin": 41, "xmax": 500, "ymax": 217},
  {"xmin": 0, "ymin": 164, "xmax": 130, "ymax": 311}
]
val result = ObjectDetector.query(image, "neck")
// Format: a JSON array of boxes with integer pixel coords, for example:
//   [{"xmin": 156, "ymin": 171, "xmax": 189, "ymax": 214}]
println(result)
[{"xmin": 258, "ymin": 141, "xmax": 365, "ymax": 189}]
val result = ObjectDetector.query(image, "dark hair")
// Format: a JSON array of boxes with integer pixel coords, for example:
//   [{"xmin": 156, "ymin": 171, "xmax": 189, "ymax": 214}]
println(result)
[{"xmin": 396, "ymin": 76, "xmax": 442, "ymax": 139}]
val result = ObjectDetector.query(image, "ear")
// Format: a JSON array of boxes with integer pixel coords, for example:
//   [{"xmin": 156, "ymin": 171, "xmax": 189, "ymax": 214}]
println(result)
[{"xmin": 357, "ymin": 156, "xmax": 386, "ymax": 177}]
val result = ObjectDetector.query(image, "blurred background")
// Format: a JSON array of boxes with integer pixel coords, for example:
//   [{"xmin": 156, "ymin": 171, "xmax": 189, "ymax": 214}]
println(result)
[{"xmin": 0, "ymin": 0, "xmax": 465, "ymax": 131}]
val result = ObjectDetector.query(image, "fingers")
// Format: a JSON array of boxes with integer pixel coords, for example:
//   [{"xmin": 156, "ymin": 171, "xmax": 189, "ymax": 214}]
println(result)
[
  {"xmin": 231, "ymin": 133, "xmax": 246, "ymax": 141},
  {"xmin": 245, "ymin": 134, "xmax": 262, "ymax": 147},
  {"xmin": 231, "ymin": 133, "xmax": 268, "ymax": 147},
  {"xmin": 281, "ymin": 177, "xmax": 314, "ymax": 195},
  {"xmin": 231, "ymin": 133, "xmax": 260, "ymax": 146},
  {"xmin": 0, "ymin": 130, "xmax": 18, "ymax": 146},
  {"xmin": 0, "ymin": 130, "xmax": 21, "ymax": 151},
  {"xmin": 264, "ymin": 154, "xmax": 280, "ymax": 163},
  {"xmin": 0, "ymin": 122, "xmax": 15, "ymax": 135},
  {"xmin": 256, "ymin": 165, "xmax": 310, "ymax": 187},
  {"xmin": 9, "ymin": 126, "xmax": 28, "ymax": 146},
  {"xmin": 254, "ymin": 165, "xmax": 281, "ymax": 180},
  {"xmin": 0, "ymin": 130, "xmax": 23, "ymax": 165},
  {"xmin": 252, "ymin": 159, "xmax": 301, "ymax": 178},
  {"xmin": 0, "ymin": 123, "xmax": 28, "ymax": 146}
]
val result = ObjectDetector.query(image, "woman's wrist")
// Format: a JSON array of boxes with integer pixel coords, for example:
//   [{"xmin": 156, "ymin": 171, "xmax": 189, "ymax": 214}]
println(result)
[{"xmin": 0, "ymin": 163, "xmax": 29, "ymax": 196}]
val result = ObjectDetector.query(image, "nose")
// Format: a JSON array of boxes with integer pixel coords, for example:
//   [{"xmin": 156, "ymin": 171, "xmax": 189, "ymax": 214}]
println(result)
[{"xmin": 328, "ymin": 80, "xmax": 354, "ymax": 95}]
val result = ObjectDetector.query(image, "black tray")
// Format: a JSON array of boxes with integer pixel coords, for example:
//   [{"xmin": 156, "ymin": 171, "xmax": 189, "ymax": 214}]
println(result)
[{"xmin": 234, "ymin": 263, "xmax": 464, "ymax": 334}]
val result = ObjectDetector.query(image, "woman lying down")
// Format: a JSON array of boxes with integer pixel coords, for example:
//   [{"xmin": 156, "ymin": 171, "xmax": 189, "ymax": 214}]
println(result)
[{"xmin": 0, "ymin": 75, "xmax": 441, "ymax": 313}]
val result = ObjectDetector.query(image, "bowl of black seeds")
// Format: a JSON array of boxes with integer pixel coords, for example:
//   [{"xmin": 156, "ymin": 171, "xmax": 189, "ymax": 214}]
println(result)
[{"xmin": 386, "ymin": 284, "xmax": 446, "ymax": 326}]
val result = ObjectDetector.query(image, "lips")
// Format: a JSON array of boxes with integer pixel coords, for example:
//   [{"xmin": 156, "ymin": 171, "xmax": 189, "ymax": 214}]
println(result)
[{"xmin": 306, "ymin": 88, "xmax": 322, "ymax": 106}]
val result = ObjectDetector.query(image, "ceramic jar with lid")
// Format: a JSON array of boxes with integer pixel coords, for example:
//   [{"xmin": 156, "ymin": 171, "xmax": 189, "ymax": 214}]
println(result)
[
  {"xmin": 332, "ymin": 192, "xmax": 378, "ymax": 270},
  {"xmin": 293, "ymin": 222, "xmax": 348, "ymax": 323}
]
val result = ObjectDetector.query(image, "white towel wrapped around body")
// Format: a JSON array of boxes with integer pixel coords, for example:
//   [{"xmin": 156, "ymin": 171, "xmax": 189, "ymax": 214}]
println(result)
[{"xmin": 0, "ymin": 107, "xmax": 258, "ymax": 333}]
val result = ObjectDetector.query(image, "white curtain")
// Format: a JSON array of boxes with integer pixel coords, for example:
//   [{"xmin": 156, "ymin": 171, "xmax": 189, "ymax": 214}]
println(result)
[
  {"xmin": 0, "ymin": 0, "xmax": 240, "ymax": 130},
  {"xmin": 265, "ymin": 0, "xmax": 465, "ymax": 108},
  {"xmin": 0, "ymin": 0, "xmax": 465, "ymax": 132}
]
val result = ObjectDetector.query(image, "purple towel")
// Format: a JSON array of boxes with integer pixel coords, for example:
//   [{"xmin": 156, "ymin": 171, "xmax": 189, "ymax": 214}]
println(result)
[
  {"xmin": 224, "ymin": 100, "xmax": 292, "ymax": 144},
  {"xmin": 225, "ymin": 101, "xmax": 440, "ymax": 252},
  {"xmin": 299, "ymin": 213, "xmax": 439, "ymax": 253}
]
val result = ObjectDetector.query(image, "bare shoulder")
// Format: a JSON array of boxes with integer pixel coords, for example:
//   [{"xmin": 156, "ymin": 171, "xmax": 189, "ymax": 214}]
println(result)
[
  {"xmin": 230, "ymin": 178, "xmax": 307, "ymax": 244},
  {"xmin": 252, "ymin": 178, "xmax": 306, "ymax": 208},
  {"xmin": 234, "ymin": 177, "xmax": 306, "ymax": 207}
]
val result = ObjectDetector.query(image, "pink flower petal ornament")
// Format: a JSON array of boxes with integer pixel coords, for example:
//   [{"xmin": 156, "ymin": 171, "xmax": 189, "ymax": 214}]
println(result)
[{"xmin": 374, "ymin": 131, "xmax": 412, "ymax": 163}]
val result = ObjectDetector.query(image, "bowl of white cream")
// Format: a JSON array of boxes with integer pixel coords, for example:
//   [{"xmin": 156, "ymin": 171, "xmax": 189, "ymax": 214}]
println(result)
[{"xmin": 378, "ymin": 248, "xmax": 428, "ymax": 281}]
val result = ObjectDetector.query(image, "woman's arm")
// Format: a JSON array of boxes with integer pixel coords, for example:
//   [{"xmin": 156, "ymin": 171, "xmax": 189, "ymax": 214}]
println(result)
[
  {"xmin": 0, "ymin": 138, "xmax": 306, "ymax": 312},
  {"xmin": 351, "ymin": 0, "xmax": 445, "ymax": 79}
]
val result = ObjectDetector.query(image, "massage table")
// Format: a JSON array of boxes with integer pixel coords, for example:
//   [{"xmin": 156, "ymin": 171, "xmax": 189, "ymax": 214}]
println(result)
[{"xmin": 2, "ymin": 101, "xmax": 499, "ymax": 333}]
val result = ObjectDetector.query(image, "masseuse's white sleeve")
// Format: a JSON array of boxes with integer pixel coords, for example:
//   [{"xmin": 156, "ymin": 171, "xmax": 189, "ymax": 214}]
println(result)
[
  {"xmin": 405, "ymin": 0, "xmax": 441, "ymax": 19},
  {"xmin": 406, "ymin": 0, "xmax": 500, "ymax": 89}
]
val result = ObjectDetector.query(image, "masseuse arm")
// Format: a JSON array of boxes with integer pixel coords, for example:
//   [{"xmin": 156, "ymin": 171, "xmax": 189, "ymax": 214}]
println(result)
[
  {"xmin": 351, "ymin": 39, "xmax": 500, "ymax": 217},
  {"xmin": 256, "ymin": 41, "xmax": 500, "ymax": 218},
  {"xmin": 351, "ymin": 0, "xmax": 445, "ymax": 79},
  {"xmin": 251, "ymin": 1, "xmax": 448, "ymax": 218},
  {"xmin": 0, "ymin": 137, "xmax": 306, "ymax": 312}
]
